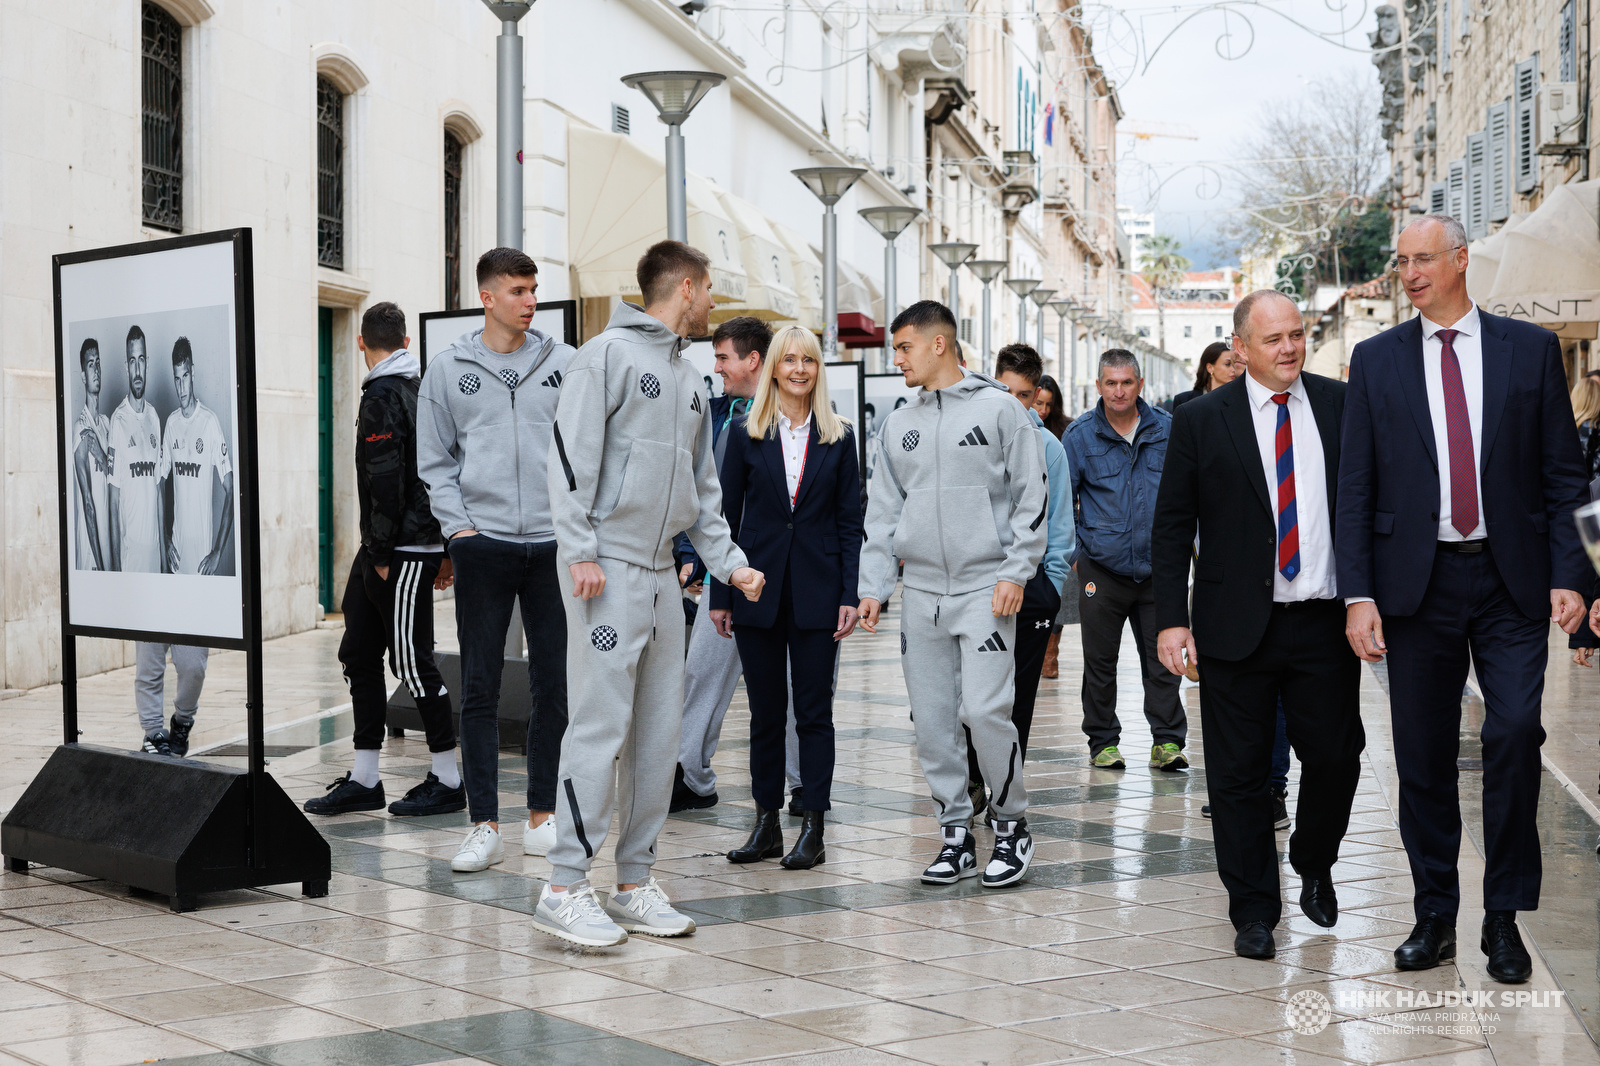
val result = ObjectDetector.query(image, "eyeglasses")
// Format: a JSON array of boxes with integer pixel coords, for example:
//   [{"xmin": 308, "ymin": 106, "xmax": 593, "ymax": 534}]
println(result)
[{"xmin": 1386, "ymin": 247, "xmax": 1462, "ymax": 272}]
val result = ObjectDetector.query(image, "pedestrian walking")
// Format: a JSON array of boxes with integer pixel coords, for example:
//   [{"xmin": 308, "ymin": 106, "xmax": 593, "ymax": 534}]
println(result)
[{"xmin": 1169, "ymin": 341, "xmax": 1244, "ymax": 412}]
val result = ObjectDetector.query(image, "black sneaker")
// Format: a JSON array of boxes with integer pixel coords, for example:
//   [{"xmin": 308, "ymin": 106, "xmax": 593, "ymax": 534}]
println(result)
[
  {"xmin": 787, "ymin": 787, "xmax": 804, "ymax": 818},
  {"xmin": 669, "ymin": 764, "xmax": 717, "ymax": 813},
  {"xmin": 1273, "ymin": 791, "xmax": 1291, "ymax": 831},
  {"xmin": 920, "ymin": 826, "xmax": 978, "ymax": 884},
  {"xmin": 388, "ymin": 773, "xmax": 466, "ymax": 817},
  {"xmin": 303, "ymin": 773, "xmax": 385, "ymax": 815},
  {"xmin": 168, "ymin": 715, "xmax": 194, "ymax": 758},
  {"xmin": 982, "ymin": 817, "xmax": 1035, "ymax": 888},
  {"xmin": 141, "ymin": 730, "xmax": 172, "ymax": 757},
  {"xmin": 1201, "ymin": 804, "xmax": 1212, "ymax": 818}
]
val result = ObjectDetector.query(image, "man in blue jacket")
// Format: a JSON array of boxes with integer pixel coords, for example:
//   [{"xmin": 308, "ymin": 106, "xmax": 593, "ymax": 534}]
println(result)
[{"xmin": 1063, "ymin": 349, "xmax": 1187, "ymax": 770}]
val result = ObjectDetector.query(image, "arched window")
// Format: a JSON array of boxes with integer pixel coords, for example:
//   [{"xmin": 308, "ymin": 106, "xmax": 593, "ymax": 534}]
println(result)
[
  {"xmin": 141, "ymin": 2, "xmax": 183, "ymax": 231},
  {"xmin": 444, "ymin": 130, "xmax": 463, "ymax": 309},
  {"xmin": 316, "ymin": 76, "xmax": 345, "ymax": 269}
]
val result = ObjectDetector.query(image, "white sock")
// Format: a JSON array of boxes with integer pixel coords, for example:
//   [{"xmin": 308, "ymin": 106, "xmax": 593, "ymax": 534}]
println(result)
[
  {"xmin": 431, "ymin": 751, "xmax": 461, "ymax": 789},
  {"xmin": 351, "ymin": 749, "xmax": 380, "ymax": 788}
]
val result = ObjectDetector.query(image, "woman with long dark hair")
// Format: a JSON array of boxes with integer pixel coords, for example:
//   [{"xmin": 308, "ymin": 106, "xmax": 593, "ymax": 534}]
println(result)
[
  {"xmin": 1034, "ymin": 375, "xmax": 1070, "ymax": 438},
  {"xmin": 1168, "ymin": 341, "xmax": 1242, "ymax": 410}
]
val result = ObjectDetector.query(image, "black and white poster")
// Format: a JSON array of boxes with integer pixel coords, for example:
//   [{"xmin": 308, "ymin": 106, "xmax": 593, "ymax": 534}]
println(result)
[
  {"xmin": 419, "ymin": 300, "xmax": 577, "ymax": 372},
  {"xmin": 862, "ymin": 372, "xmax": 919, "ymax": 487},
  {"xmin": 824, "ymin": 361, "xmax": 866, "ymax": 472},
  {"xmin": 681, "ymin": 338, "xmax": 722, "ymax": 399},
  {"xmin": 55, "ymin": 232, "xmax": 253, "ymax": 644}
]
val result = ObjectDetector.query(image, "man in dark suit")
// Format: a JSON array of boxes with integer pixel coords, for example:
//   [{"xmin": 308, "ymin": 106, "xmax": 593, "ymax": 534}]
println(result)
[
  {"xmin": 1154, "ymin": 290, "xmax": 1365, "ymax": 960},
  {"xmin": 1337, "ymin": 215, "xmax": 1588, "ymax": 983}
]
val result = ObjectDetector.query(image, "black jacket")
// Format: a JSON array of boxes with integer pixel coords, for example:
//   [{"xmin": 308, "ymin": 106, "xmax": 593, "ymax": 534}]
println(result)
[
  {"xmin": 359, "ymin": 360, "xmax": 442, "ymax": 565},
  {"xmin": 1152, "ymin": 372, "xmax": 1346, "ymax": 662}
]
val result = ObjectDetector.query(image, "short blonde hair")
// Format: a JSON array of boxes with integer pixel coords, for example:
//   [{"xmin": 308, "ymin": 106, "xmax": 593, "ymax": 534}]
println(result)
[
  {"xmin": 746, "ymin": 326, "xmax": 850, "ymax": 444},
  {"xmin": 1572, "ymin": 375, "xmax": 1600, "ymax": 427}
]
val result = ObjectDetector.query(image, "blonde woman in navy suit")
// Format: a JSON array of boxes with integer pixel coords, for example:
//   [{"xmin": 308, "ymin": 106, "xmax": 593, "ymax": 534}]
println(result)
[{"xmin": 713, "ymin": 325, "xmax": 863, "ymax": 869}]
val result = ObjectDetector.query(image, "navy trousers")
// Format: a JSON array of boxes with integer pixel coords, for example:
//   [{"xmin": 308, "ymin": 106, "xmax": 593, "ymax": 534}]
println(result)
[{"xmin": 1384, "ymin": 547, "xmax": 1548, "ymax": 920}]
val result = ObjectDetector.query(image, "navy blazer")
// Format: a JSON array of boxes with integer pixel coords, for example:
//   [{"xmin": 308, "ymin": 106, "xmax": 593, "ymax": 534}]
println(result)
[
  {"xmin": 1335, "ymin": 311, "xmax": 1589, "ymax": 620},
  {"xmin": 709, "ymin": 415, "xmax": 863, "ymax": 629}
]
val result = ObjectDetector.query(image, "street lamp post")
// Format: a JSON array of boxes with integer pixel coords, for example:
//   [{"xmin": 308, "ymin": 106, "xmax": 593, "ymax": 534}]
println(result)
[
  {"xmin": 1029, "ymin": 288, "xmax": 1056, "ymax": 360},
  {"xmin": 793, "ymin": 167, "xmax": 868, "ymax": 359},
  {"xmin": 964, "ymin": 259, "xmax": 1007, "ymax": 372},
  {"xmin": 1048, "ymin": 300, "xmax": 1073, "ymax": 395},
  {"xmin": 484, "ymin": 2, "xmax": 533, "ymax": 248},
  {"xmin": 858, "ymin": 206, "xmax": 922, "ymax": 334},
  {"xmin": 929, "ymin": 242, "xmax": 977, "ymax": 326},
  {"xmin": 622, "ymin": 70, "xmax": 727, "ymax": 242},
  {"xmin": 1004, "ymin": 278, "xmax": 1039, "ymax": 342}
]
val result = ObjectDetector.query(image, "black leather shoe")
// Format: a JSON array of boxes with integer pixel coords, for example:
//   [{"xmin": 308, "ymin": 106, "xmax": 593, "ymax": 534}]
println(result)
[
  {"xmin": 669, "ymin": 764, "xmax": 717, "ymax": 813},
  {"xmin": 1395, "ymin": 914, "xmax": 1457, "ymax": 970},
  {"xmin": 1234, "ymin": 921, "xmax": 1276, "ymax": 959},
  {"xmin": 787, "ymin": 788, "xmax": 804, "ymax": 818},
  {"xmin": 387, "ymin": 773, "xmax": 467, "ymax": 816},
  {"xmin": 727, "ymin": 806, "xmax": 783, "ymax": 863},
  {"xmin": 303, "ymin": 773, "xmax": 385, "ymax": 815},
  {"xmin": 1299, "ymin": 875, "xmax": 1338, "ymax": 928},
  {"xmin": 1481, "ymin": 914, "xmax": 1532, "ymax": 983},
  {"xmin": 780, "ymin": 811, "xmax": 826, "ymax": 869}
]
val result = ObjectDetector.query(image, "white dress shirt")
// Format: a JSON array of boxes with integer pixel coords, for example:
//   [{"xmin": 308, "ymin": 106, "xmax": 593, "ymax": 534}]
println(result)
[
  {"xmin": 1419, "ymin": 303, "xmax": 1486, "ymax": 541},
  {"xmin": 778, "ymin": 410, "xmax": 811, "ymax": 505},
  {"xmin": 1244, "ymin": 373, "xmax": 1338, "ymax": 601}
]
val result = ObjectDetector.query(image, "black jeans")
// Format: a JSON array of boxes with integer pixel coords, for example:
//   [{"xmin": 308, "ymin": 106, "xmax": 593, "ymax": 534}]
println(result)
[
  {"xmin": 1076, "ymin": 556, "xmax": 1186, "ymax": 755},
  {"xmin": 339, "ymin": 547, "xmax": 455, "ymax": 753},
  {"xmin": 449, "ymin": 534, "xmax": 568, "ymax": 823}
]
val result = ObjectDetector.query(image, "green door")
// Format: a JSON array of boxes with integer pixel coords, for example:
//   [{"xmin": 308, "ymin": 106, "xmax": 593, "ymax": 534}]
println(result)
[{"xmin": 317, "ymin": 306, "xmax": 334, "ymax": 613}]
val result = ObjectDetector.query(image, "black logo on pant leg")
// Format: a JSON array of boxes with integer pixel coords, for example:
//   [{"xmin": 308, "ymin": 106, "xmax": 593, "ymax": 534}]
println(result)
[
  {"xmin": 900, "ymin": 631, "xmax": 907, "ymax": 655},
  {"xmin": 977, "ymin": 631, "xmax": 1007, "ymax": 652},
  {"xmin": 591, "ymin": 625, "xmax": 618, "ymax": 651}
]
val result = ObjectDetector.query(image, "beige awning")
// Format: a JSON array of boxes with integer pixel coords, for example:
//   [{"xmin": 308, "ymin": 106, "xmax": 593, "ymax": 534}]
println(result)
[
  {"xmin": 568, "ymin": 125, "xmax": 747, "ymax": 305},
  {"xmin": 713, "ymin": 188, "xmax": 799, "ymax": 323},
  {"xmin": 773, "ymin": 221, "xmax": 824, "ymax": 332},
  {"xmin": 1484, "ymin": 178, "xmax": 1600, "ymax": 335},
  {"xmin": 1465, "ymin": 212, "xmax": 1529, "ymax": 301},
  {"xmin": 836, "ymin": 255, "xmax": 883, "ymax": 323}
]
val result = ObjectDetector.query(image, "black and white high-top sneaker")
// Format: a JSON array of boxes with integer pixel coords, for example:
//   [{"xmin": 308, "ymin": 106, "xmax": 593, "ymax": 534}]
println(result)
[
  {"xmin": 141, "ymin": 729, "xmax": 172, "ymax": 757},
  {"xmin": 920, "ymin": 826, "xmax": 978, "ymax": 884},
  {"xmin": 168, "ymin": 715, "xmax": 194, "ymax": 758},
  {"xmin": 982, "ymin": 818, "xmax": 1034, "ymax": 888}
]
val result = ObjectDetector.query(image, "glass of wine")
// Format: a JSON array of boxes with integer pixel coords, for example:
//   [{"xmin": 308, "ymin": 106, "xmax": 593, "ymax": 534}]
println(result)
[{"xmin": 1577, "ymin": 500, "xmax": 1600, "ymax": 576}]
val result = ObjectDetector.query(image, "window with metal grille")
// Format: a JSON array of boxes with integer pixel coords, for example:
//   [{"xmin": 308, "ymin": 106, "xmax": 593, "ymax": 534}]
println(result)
[
  {"xmin": 444, "ymin": 130, "xmax": 463, "ymax": 310},
  {"xmin": 611, "ymin": 104, "xmax": 630, "ymax": 135},
  {"xmin": 141, "ymin": 3, "xmax": 182, "ymax": 232},
  {"xmin": 317, "ymin": 76, "xmax": 345, "ymax": 270}
]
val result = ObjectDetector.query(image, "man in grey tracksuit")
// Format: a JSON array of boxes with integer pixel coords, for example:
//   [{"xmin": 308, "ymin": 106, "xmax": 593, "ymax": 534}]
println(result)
[
  {"xmin": 860, "ymin": 300, "xmax": 1048, "ymax": 889},
  {"xmin": 538, "ymin": 241, "xmax": 763, "ymax": 945}
]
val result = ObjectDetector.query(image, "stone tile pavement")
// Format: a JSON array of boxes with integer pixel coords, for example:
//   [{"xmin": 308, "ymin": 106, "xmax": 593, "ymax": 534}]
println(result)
[{"xmin": 2, "ymin": 595, "xmax": 1600, "ymax": 1065}]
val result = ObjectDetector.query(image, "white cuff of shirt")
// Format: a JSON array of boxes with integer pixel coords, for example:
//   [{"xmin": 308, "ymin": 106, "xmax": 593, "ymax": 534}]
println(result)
[{"xmin": 1343, "ymin": 596, "xmax": 1375, "ymax": 606}]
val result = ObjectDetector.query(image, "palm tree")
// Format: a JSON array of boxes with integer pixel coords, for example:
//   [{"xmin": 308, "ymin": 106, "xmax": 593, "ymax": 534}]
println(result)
[{"xmin": 1140, "ymin": 234, "xmax": 1191, "ymax": 354}]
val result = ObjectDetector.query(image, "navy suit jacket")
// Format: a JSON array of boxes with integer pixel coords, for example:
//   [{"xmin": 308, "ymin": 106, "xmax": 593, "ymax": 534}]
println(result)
[
  {"xmin": 709, "ymin": 415, "xmax": 863, "ymax": 629},
  {"xmin": 1334, "ymin": 310, "xmax": 1589, "ymax": 620}
]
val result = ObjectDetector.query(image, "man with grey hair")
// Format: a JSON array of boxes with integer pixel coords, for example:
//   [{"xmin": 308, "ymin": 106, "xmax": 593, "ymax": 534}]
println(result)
[{"xmin": 1063, "ymin": 349, "xmax": 1187, "ymax": 772}]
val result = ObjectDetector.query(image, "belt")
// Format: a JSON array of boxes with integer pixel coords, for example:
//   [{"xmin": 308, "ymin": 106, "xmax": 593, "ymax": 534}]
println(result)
[
  {"xmin": 1436, "ymin": 540, "xmax": 1487, "ymax": 554},
  {"xmin": 1271, "ymin": 598, "xmax": 1339, "ymax": 610}
]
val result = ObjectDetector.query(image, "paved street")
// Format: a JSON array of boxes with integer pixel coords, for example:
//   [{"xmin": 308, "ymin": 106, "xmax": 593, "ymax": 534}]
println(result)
[{"xmin": 3, "ymin": 597, "xmax": 1600, "ymax": 1066}]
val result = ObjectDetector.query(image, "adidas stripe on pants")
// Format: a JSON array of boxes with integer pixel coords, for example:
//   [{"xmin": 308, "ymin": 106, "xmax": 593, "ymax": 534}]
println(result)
[{"xmin": 899, "ymin": 584, "xmax": 1028, "ymax": 826}]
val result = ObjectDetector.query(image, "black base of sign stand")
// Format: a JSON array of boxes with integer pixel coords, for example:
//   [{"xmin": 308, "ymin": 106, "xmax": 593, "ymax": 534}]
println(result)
[
  {"xmin": 1, "ymin": 744, "xmax": 330, "ymax": 913},
  {"xmin": 384, "ymin": 652, "xmax": 533, "ymax": 752}
]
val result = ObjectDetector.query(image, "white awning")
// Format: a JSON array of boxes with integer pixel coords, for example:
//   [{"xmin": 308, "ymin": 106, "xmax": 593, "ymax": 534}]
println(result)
[
  {"xmin": 835, "ymin": 255, "xmax": 883, "ymax": 323},
  {"xmin": 1465, "ymin": 212, "xmax": 1529, "ymax": 300},
  {"xmin": 1483, "ymin": 178, "xmax": 1600, "ymax": 334},
  {"xmin": 712, "ymin": 188, "xmax": 800, "ymax": 323},
  {"xmin": 568, "ymin": 125, "xmax": 747, "ymax": 305},
  {"xmin": 773, "ymin": 222, "xmax": 824, "ymax": 332}
]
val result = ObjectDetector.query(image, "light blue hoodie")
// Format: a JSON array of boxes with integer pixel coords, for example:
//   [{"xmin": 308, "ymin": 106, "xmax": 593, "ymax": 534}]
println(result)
[{"xmin": 1030, "ymin": 407, "xmax": 1075, "ymax": 595}]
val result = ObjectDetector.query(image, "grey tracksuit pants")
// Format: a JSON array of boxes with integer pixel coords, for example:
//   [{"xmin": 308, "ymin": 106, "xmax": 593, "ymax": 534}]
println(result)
[
  {"xmin": 135, "ymin": 642, "xmax": 209, "ymax": 735},
  {"xmin": 550, "ymin": 558, "xmax": 686, "ymax": 887},
  {"xmin": 678, "ymin": 601, "xmax": 802, "ymax": 798},
  {"xmin": 900, "ymin": 585, "xmax": 1028, "ymax": 825}
]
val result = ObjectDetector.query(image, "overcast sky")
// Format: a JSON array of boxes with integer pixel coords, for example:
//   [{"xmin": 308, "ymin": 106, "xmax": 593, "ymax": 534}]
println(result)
[{"xmin": 1102, "ymin": 0, "xmax": 1381, "ymax": 268}]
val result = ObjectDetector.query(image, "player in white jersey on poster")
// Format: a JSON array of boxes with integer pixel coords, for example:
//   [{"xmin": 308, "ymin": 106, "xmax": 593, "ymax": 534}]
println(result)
[
  {"xmin": 160, "ymin": 336, "xmax": 234, "ymax": 576},
  {"xmin": 107, "ymin": 325, "xmax": 165, "ymax": 575},
  {"xmin": 72, "ymin": 338, "xmax": 113, "ymax": 571}
]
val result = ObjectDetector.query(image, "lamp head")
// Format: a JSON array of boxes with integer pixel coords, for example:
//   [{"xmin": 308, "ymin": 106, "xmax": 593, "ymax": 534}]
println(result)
[
  {"xmin": 1047, "ymin": 299, "xmax": 1073, "ymax": 318},
  {"xmin": 1004, "ymin": 278, "xmax": 1041, "ymax": 297},
  {"xmin": 621, "ymin": 70, "xmax": 726, "ymax": 125},
  {"xmin": 792, "ymin": 166, "xmax": 868, "ymax": 205},
  {"xmin": 483, "ymin": 1, "xmax": 533, "ymax": 22},
  {"xmin": 929, "ymin": 242, "xmax": 978, "ymax": 268},
  {"xmin": 1029, "ymin": 288, "xmax": 1057, "ymax": 307},
  {"xmin": 965, "ymin": 259, "xmax": 1008, "ymax": 284},
  {"xmin": 858, "ymin": 206, "xmax": 922, "ymax": 239}
]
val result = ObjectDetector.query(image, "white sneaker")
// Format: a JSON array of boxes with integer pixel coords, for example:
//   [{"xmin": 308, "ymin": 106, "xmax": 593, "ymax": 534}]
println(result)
[
  {"xmin": 603, "ymin": 877, "xmax": 696, "ymax": 937},
  {"xmin": 450, "ymin": 823, "xmax": 504, "ymax": 872},
  {"xmin": 524, "ymin": 816, "xmax": 557, "ymax": 856},
  {"xmin": 533, "ymin": 880, "xmax": 628, "ymax": 947}
]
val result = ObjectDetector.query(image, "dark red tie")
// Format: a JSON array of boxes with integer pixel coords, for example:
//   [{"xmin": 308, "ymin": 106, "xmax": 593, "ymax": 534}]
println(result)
[{"xmin": 1436, "ymin": 328, "xmax": 1479, "ymax": 537}]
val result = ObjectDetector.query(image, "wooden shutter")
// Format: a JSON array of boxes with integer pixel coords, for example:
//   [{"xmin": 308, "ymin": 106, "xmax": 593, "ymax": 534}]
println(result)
[
  {"xmin": 1514, "ymin": 55, "xmax": 1540, "ymax": 193},
  {"xmin": 1447, "ymin": 158, "xmax": 1467, "ymax": 223},
  {"xmin": 1487, "ymin": 100, "xmax": 1512, "ymax": 221},
  {"xmin": 1430, "ymin": 182, "xmax": 1448, "ymax": 214},
  {"xmin": 1465, "ymin": 132, "xmax": 1488, "ymax": 239}
]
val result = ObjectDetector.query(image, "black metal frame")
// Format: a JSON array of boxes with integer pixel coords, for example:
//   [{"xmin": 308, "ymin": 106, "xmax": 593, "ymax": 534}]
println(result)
[
  {"xmin": 316, "ymin": 77, "xmax": 345, "ymax": 270},
  {"xmin": 825, "ymin": 360, "xmax": 868, "ymax": 473},
  {"xmin": 140, "ymin": 1, "xmax": 183, "ymax": 233},
  {"xmin": 443, "ymin": 131, "xmax": 463, "ymax": 310},
  {"xmin": 417, "ymin": 301, "xmax": 578, "ymax": 373}
]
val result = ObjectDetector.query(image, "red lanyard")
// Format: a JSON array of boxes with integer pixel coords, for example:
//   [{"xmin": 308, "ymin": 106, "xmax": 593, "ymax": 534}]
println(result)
[{"xmin": 790, "ymin": 426, "xmax": 809, "ymax": 506}]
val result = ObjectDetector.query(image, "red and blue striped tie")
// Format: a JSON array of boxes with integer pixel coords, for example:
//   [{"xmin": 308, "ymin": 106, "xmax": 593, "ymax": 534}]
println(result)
[{"xmin": 1272, "ymin": 393, "xmax": 1300, "ymax": 581}]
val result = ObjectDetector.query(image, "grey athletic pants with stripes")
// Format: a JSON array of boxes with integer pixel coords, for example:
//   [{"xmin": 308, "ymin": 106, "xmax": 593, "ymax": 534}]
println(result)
[
  {"xmin": 549, "ymin": 557, "xmax": 686, "ymax": 887},
  {"xmin": 340, "ymin": 547, "xmax": 456, "ymax": 754},
  {"xmin": 900, "ymin": 584, "xmax": 1029, "ymax": 826}
]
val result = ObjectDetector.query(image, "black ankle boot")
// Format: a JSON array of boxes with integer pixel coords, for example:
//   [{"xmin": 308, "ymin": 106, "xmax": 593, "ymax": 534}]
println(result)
[
  {"xmin": 780, "ymin": 811, "xmax": 826, "ymax": 869},
  {"xmin": 727, "ymin": 806, "xmax": 784, "ymax": 863}
]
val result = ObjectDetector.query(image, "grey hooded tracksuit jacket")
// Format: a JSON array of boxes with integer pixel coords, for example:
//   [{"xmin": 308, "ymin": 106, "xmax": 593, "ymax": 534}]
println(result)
[
  {"xmin": 860, "ymin": 370, "xmax": 1048, "ymax": 826},
  {"xmin": 546, "ymin": 302, "xmax": 749, "ymax": 886}
]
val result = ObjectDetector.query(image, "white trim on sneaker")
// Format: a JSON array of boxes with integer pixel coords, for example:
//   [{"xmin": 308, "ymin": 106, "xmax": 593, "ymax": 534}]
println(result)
[
  {"xmin": 603, "ymin": 877, "xmax": 695, "ymax": 937},
  {"xmin": 524, "ymin": 816, "xmax": 557, "ymax": 856},
  {"xmin": 450, "ymin": 822, "xmax": 505, "ymax": 872}
]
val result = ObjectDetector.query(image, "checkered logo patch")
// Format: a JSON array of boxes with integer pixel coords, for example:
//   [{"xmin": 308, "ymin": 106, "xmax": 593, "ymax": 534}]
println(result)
[
  {"xmin": 901, "ymin": 430, "xmax": 920, "ymax": 451},
  {"xmin": 1285, "ymin": 990, "xmax": 1331, "ymax": 1035},
  {"xmin": 640, "ymin": 373, "xmax": 661, "ymax": 399},
  {"xmin": 590, "ymin": 625, "xmax": 618, "ymax": 652},
  {"xmin": 458, "ymin": 373, "xmax": 481, "ymax": 395},
  {"xmin": 498, "ymin": 367, "xmax": 520, "ymax": 389},
  {"xmin": 195, "ymin": 437, "xmax": 204, "ymax": 454}
]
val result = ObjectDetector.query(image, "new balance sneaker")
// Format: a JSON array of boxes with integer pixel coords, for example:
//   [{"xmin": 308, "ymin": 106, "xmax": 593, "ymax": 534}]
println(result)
[
  {"xmin": 920, "ymin": 826, "xmax": 979, "ymax": 884},
  {"xmin": 387, "ymin": 773, "xmax": 466, "ymax": 817},
  {"xmin": 141, "ymin": 730, "xmax": 172, "ymax": 757},
  {"xmin": 983, "ymin": 818, "xmax": 1035, "ymax": 888},
  {"xmin": 450, "ymin": 823, "xmax": 505, "ymax": 872},
  {"xmin": 1091, "ymin": 746, "xmax": 1126, "ymax": 769},
  {"xmin": 603, "ymin": 877, "xmax": 696, "ymax": 937},
  {"xmin": 304, "ymin": 773, "xmax": 386, "ymax": 815},
  {"xmin": 167, "ymin": 715, "xmax": 194, "ymax": 758},
  {"xmin": 1150, "ymin": 743, "xmax": 1189, "ymax": 772},
  {"xmin": 533, "ymin": 880, "xmax": 628, "ymax": 947},
  {"xmin": 524, "ymin": 816, "xmax": 557, "ymax": 856}
]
